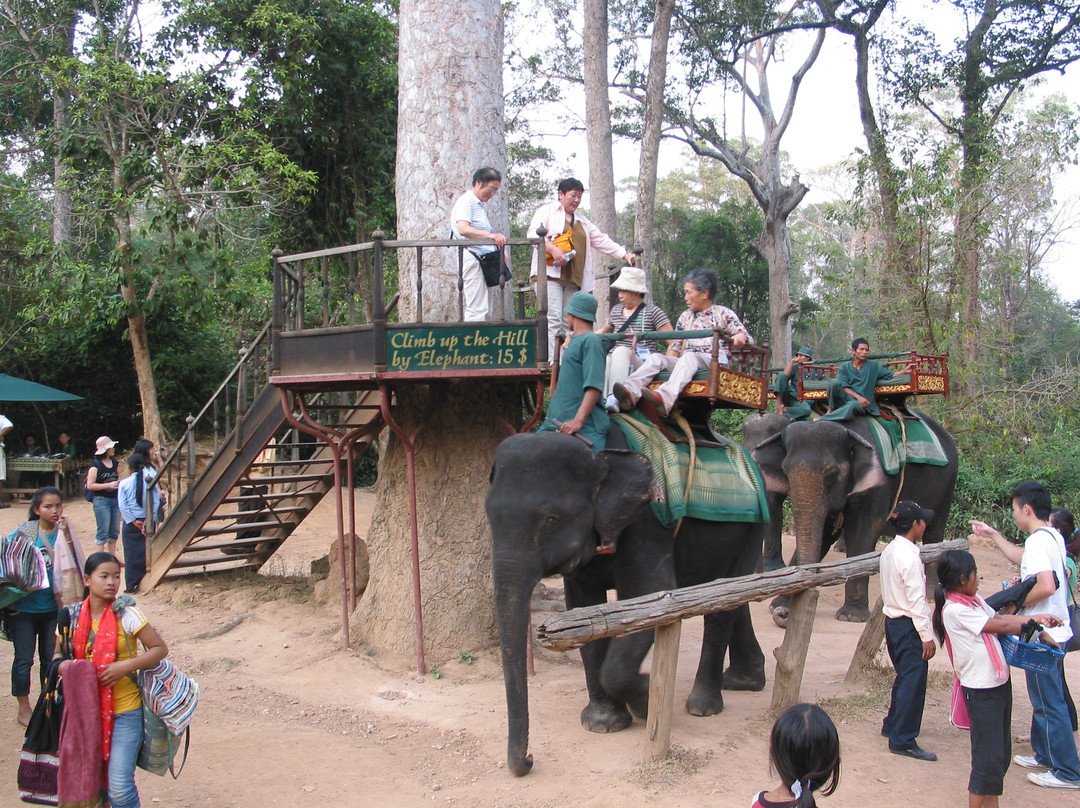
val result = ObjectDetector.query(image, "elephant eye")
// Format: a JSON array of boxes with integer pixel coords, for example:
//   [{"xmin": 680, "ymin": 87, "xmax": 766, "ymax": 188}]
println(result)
[{"xmin": 544, "ymin": 515, "xmax": 558, "ymax": 524}]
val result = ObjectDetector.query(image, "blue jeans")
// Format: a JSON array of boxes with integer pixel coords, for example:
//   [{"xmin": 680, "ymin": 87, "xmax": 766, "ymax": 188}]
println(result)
[
  {"xmin": 882, "ymin": 616, "xmax": 928, "ymax": 750},
  {"xmin": 1026, "ymin": 660, "xmax": 1080, "ymax": 782},
  {"xmin": 8, "ymin": 610, "xmax": 56, "ymax": 697},
  {"xmin": 108, "ymin": 708, "xmax": 143, "ymax": 808},
  {"xmin": 93, "ymin": 496, "xmax": 121, "ymax": 545}
]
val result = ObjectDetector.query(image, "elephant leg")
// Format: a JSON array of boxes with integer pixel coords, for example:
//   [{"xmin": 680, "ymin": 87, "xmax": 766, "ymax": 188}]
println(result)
[
  {"xmin": 597, "ymin": 630, "xmax": 655, "ymax": 722},
  {"xmin": 760, "ymin": 493, "xmax": 786, "ymax": 572},
  {"xmin": 723, "ymin": 604, "xmax": 767, "ymax": 691},
  {"xmin": 564, "ymin": 574, "xmax": 634, "ymax": 733},
  {"xmin": 837, "ymin": 574, "xmax": 871, "ymax": 622}
]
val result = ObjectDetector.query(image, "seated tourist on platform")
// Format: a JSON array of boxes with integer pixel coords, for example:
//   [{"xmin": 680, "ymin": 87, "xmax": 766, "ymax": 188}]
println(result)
[
  {"xmin": 538, "ymin": 292, "xmax": 609, "ymax": 451},
  {"xmin": 612, "ymin": 268, "xmax": 752, "ymax": 418},
  {"xmin": 450, "ymin": 166, "xmax": 508, "ymax": 323},
  {"xmin": 774, "ymin": 347, "xmax": 815, "ymax": 421},
  {"xmin": 820, "ymin": 338, "xmax": 917, "ymax": 422},
  {"xmin": 600, "ymin": 267, "xmax": 673, "ymax": 413}
]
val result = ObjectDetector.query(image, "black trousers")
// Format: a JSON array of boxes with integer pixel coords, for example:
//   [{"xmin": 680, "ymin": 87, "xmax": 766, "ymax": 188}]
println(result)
[
  {"xmin": 121, "ymin": 520, "xmax": 146, "ymax": 592},
  {"xmin": 964, "ymin": 681, "xmax": 1012, "ymax": 796},
  {"xmin": 882, "ymin": 615, "xmax": 928, "ymax": 750}
]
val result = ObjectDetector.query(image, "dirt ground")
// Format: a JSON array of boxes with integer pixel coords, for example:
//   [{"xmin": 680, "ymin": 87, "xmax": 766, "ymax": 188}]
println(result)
[{"xmin": 0, "ymin": 493, "xmax": 1077, "ymax": 808}]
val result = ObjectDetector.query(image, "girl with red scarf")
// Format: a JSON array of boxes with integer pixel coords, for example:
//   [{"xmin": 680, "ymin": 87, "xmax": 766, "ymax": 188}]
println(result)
[
  {"xmin": 932, "ymin": 550, "xmax": 1062, "ymax": 808},
  {"xmin": 59, "ymin": 552, "xmax": 167, "ymax": 808}
]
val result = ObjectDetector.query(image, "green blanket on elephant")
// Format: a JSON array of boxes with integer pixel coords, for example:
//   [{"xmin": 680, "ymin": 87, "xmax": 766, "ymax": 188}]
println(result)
[
  {"xmin": 613, "ymin": 411, "xmax": 768, "ymax": 529},
  {"xmin": 865, "ymin": 413, "xmax": 950, "ymax": 475}
]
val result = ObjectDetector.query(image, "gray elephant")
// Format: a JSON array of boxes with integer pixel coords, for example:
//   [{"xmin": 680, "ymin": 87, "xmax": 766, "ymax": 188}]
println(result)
[
  {"xmin": 745, "ymin": 409, "xmax": 958, "ymax": 624},
  {"xmin": 487, "ymin": 430, "xmax": 767, "ymax": 776}
]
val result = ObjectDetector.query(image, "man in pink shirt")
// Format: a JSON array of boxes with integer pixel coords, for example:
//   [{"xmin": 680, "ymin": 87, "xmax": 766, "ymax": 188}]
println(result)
[{"xmin": 880, "ymin": 500, "xmax": 938, "ymax": 761}]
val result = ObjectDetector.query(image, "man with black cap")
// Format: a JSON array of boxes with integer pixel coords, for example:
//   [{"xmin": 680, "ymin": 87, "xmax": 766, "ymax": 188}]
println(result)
[
  {"xmin": 538, "ymin": 292, "xmax": 609, "ymax": 451},
  {"xmin": 774, "ymin": 347, "xmax": 814, "ymax": 421},
  {"xmin": 880, "ymin": 500, "xmax": 938, "ymax": 761}
]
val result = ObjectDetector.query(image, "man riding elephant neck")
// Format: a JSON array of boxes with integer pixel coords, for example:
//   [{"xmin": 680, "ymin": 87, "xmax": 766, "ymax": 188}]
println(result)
[
  {"xmin": 820, "ymin": 338, "xmax": 916, "ymax": 421},
  {"xmin": 774, "ymin": 347, "xmax": 814, "ymax": 421}
]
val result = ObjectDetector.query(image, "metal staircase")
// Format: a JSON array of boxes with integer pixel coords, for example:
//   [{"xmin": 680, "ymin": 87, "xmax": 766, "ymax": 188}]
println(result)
[{"xmin": 139, "ymin": 326, "xmax": 383, "ymax": 590}]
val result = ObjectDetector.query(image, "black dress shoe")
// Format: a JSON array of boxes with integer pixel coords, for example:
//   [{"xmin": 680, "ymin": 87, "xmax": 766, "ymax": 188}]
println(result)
[{"xmin": 890, "ymin": 745, "xmax": 937, "ymax": 761}]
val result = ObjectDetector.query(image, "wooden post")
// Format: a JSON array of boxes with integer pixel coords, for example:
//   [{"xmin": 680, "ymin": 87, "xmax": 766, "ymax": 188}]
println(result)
[
  {"xmin": 642, "ymin": 621, "xmax": 681, "ymax": 764},
  {"xmin": 845, "ymin": 597, "xmax": 886, "ymax": 685},
  {"xmin": 770, "ymin": 588, "xmax": 818, "ymax": 712}
]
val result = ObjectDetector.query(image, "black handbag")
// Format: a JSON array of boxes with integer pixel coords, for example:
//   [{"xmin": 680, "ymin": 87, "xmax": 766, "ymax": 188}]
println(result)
[
  {"xmin": 18, "ymin": 658, "xmax": 65, "ymax": 805},
  {"xmin": 474, "ymin": 249, "xmax": 511, "ymax": 287}
]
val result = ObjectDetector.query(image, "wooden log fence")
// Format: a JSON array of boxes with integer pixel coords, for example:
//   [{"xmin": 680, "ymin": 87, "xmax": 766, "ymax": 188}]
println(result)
[{"xmin": 536, "ymin": 537, "xmax": 969, "ymax": 764}]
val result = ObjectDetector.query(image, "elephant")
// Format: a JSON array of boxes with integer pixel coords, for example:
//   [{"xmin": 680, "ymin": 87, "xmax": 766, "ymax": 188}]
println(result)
[
  {"xmin": 487, "ymin": 429, "xmax": 767, "ymax": 777},
  {"xmin": 744, "ymin": 408, "xmax": 958, "ymax": 625}
]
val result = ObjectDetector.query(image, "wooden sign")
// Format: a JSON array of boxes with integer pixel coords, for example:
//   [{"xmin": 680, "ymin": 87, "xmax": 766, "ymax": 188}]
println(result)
[{"xmin": 386, "ymin": 325, "xmax": 536, "ymax": 372}]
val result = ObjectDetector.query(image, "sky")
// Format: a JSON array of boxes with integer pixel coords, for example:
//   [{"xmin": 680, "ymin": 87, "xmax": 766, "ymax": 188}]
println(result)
[{"xmin": 525, "ymin": 9, "xmax": 1080, "ymax": 304}]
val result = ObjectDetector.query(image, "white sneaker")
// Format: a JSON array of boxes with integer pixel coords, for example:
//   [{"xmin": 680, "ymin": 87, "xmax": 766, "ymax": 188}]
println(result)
[
  {"xmin": 1013, "ymin": 755, "xmax": 1045, "ymax": 769},
  {"xmin": 605, "ymin": 394, "xmax": 620, "ymax": 413},
  {"xmin": 1027, "ymin": 771, "xmax": 1080, "ymax": 790}
]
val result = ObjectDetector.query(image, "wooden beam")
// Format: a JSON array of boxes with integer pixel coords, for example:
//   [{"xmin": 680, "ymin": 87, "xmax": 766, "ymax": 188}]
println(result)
[
  {"xmin": 845, "ymin": 597, "xmax": 887, "ymax": 685},
  {"xmin": 770, "ymin": 588, "xmax": 819, "ymax": 711},
  {"xmin": 537, "ymin": 539, "xmax": 967, "ymax": 651},
  {"xmin": 642, "ymin": 621, "xmax": 681, "ymax": 765}
]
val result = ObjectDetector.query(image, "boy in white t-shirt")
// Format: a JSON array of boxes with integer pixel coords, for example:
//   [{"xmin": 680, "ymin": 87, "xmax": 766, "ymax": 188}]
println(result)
[{"xmin": 970, "ymin": 480, "xmax": 1080, "ymax": 790}]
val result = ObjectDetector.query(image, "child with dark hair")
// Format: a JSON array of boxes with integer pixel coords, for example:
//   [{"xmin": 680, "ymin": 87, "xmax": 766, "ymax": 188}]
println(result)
[
  {"xmin": 1049, "ymin": 508, "xmax": 1077, "ymax": 732},
  {"xmin": 933, "ymin": 548, "xmax": 1063, "ymax": 806},
  {"xmin": 752, "ymin": 703, "xmax": 841, "ymax": 808}
]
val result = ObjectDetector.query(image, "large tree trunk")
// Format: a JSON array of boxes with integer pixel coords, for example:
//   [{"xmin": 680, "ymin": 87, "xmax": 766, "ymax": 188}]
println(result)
[
  {"xmin": 50, "ymin": 12, "xmax": 76, "ymax": 249},
  {"xmin": 394, "ymin": 0, "xmax": 507, "ymax": 323},
  {"xmin": 355, "ymin": 0, "xmax": 512, "ymax": 662},
  {"xmin": 583, "ymin": 0, "xmax": 617, "ymax": 321},
  {"xmin": 633, "ymin": 0, "xmax": 673, "ymax": 282}
]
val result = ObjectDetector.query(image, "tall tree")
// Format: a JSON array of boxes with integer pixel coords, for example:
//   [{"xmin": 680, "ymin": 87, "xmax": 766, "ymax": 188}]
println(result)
[{"xmin": 354, "ymin": 0, "xmax": 510, "ymax": 661}]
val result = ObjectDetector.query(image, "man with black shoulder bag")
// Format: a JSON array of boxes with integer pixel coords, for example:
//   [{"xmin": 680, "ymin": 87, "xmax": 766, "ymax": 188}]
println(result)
[{"xmin": 450, "ymin": 166, "xmax": 508, "ymax": 321}]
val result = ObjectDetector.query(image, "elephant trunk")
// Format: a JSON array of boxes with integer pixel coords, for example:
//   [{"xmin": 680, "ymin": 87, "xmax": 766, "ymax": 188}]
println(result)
[
  {"xmin": 493, "ymin": 554, "xmax": 540, "ymax": 777},
  {"xmin": 788, "ymin": 468, "xmax": 829, "ymax": 566}
]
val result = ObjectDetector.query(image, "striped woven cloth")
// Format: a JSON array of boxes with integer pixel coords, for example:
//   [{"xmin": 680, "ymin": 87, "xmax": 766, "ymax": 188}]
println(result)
[
  {"xmin": 613, "ymin": 411, "xmax": 768, "ymax": 529},
  {"xmin": 865, "ymin": 413, "xmax": 950, "ymax": 475}
]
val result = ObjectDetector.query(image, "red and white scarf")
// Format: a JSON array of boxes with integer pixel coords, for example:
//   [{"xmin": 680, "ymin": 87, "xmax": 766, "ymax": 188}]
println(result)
[
  {"xmin": 944, "ymin": 592, "xmax": 1008, "ymax": 682},
  {"xmin": 71, "ymin": 597, "xmax": 118, "ymax": 760}
]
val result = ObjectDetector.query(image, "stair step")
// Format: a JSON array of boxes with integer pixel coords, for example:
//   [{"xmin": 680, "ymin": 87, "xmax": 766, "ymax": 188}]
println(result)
[
  {"xmin": 180, "ymin": 536, "xmax": 286, "ymax": 554},
  {"xmin": 237, "ymin": 472, "xmax": 328, "ymax": 485},
  {"xmin": 221, "ymin": 492, "xmax": 312, "ymax": 504},
  {"xmin": 195, "ymin": 520, "xmax": 291, "ymax": 537},
  {"xmin": 169, "ymin": 551, "xmax": 278, "ymax": 569},
  {"xmin": 163, "ymin": 559, "xmax": 261, "ymax": 578},
  {"xmin": 204, "ymin": 505, "xmax": 309, "ymax": 522},
  {"xmin": 248, "ymin": 459, "xmax": 334, "ymax": 468}
]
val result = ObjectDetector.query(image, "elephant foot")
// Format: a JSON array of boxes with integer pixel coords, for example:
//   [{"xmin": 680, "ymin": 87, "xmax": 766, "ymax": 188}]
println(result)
[
  {"xmin": 686, "ymin": 684, "xmax": 724, "ymax": 716},
  {"xmin": 580, "ymin": 698, "xmax": 633, "ymax": 734},
  {"xmin": 835, "ymin": 604, "xmax": 870, "ymax": 623},
  {"xmin": 723, "ymin": 666, "xmax": 767, "ymax": 692}
]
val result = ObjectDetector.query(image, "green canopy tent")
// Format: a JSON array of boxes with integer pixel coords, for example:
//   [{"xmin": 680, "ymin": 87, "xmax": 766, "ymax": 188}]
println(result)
[
  {"xmin": 0, "ymin": 374, "xmax": 84, "ymax": 403},
  {"xmin": 0, "ymin": 374, "xmax": 84, "ymax": 457}
]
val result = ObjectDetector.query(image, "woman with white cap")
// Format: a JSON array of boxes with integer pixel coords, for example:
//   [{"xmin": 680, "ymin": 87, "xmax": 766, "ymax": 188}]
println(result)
[
  {"xmin": 85, "ymin": 436, "xmax": 121, "ymax": 555},
  {"xmin": 600, "ymin": 266, "xmax": 672, "ymax": 411}
]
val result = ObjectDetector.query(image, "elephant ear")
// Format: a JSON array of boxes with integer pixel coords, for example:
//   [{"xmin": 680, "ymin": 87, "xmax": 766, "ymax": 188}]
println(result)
[
  {"xmin": 750, "ymin": 432, "xmax": 790, "ymax": 495},
  {"xmin": 846, "ymin": 428, "xmax": 887, "ymax": 496},
  {"xmin": 593, "ymin": 449, "xmax": 658, "ymax": 544}
]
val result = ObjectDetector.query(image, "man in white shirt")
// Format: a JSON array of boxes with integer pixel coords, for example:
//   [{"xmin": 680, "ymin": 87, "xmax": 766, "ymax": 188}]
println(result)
[
  {"xmin": 880, "ymin": 500, "xmax": 938, "ymax": 761},
  {"xmin": 450, "ymin": 167, "xmax": 507, "ymax": 322},
  {"xmin": 971, "ymin": 480, "xmax": 1080, "ymax": 790}
]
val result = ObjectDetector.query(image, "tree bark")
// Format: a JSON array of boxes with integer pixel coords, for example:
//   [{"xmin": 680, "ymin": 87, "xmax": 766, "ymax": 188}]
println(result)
[
  {"xmin": 394, "ymin": 0, "xmax": 507, "ymax": 323},
  {"xmin": 583, "ymin": 0, "xmax": 617, "ymax": 322},
  {"xmin": 357, "ymin": 0, "xmax": 513, "ymax": 662},
  {"xmin": 633, "ymin": 0, "xmax": 674, "ymax": 284}
]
